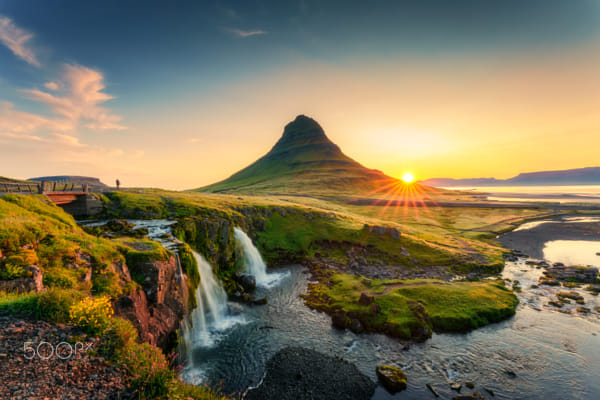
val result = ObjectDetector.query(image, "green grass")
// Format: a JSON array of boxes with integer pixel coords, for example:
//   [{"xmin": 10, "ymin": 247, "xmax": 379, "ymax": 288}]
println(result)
[{"xmin": 304, "ymin": 273, "xmax": 518, "ymax": 340}]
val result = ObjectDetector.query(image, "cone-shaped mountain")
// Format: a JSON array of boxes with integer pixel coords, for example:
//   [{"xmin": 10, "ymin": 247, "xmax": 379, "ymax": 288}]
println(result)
[{"xmin": 199, "ymin": 115, "xmax": 401, "ymax": 195}]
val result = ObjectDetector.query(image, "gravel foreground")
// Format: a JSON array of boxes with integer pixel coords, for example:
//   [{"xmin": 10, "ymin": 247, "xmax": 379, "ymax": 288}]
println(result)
[
  {"xmin": 245, "ymin": 346, "xmax": 376, "ymax": 400},
  {"xmin": 0, "ymin": 314, "xmax": 129, "ymax": 400}
]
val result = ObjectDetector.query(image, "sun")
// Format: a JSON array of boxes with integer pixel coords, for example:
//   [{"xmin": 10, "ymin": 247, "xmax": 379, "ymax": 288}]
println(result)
[{"xmin": 401, "ymin": 172, "xmax": 415, "ymax": 183}]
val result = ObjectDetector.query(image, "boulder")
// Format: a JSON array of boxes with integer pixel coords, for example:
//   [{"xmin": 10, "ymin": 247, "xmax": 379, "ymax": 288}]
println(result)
[
  {"xmin": 544, "ymin": 265, "xmax": 598, "ymax": 283},
  {"xmin": 236, "ymin": 273, "xmax": 257, "ymax": 292},
  {"xmin": 358, "ymin": 292, "xmax": 374, "ymax": 306},
  {"xmin": 331, "ymin": 311, "xmax": 348, "ymax": 329},
  {"xmin": 245, "ymin": 347, "xmax": 376, "ymax": 400},
  {"xmin": 376, "ymin": 365, "xmax": 407, "ymax": 393},
  {"xmin": 251, "ymin": 296, "xmax": 268, "ymax": 306},
  {"xmin": 106, "ymin": 219, "xmax": 135, "ymax": 232},
  {"xmin": 349, "ymin": 318, "xmax": 363, "ymax": 333}
]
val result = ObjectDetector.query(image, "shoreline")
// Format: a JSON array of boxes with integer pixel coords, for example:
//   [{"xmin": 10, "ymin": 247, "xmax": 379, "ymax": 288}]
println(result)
[{"xmin": 499, "ymin": 214, "xmax": 600, "ymax": 259}]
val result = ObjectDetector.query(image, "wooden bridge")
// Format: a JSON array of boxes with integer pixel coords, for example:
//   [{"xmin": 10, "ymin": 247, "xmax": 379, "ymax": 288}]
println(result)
[{"xmin": 0, "ymin": 182, "xmax": 103, "ymax": 216}]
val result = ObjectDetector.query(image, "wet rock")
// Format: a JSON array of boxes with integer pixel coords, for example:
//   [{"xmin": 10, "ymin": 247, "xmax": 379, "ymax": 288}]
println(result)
[
  {"xmin": 375, "ymin": 365, "xmax": 407, "ymax": 393},
  {"xmin": 251, "ymin": 296, "xmax": 268, "ymax": 306},
  {"xmin": 538, "ymin": 277, "xmax": 560, "ymax": 286},
  {"xmin": 556, "ymin": 291, "xmax": 584, "ymax": 301},
  {"xmin": 236, "ymin": 273, "xmax": 257, "ymax": 292},
  {"xmin": 245, "ymin": 347, "xmax": 375, "ymax": 400},
  {"xmin": 451, "ymin": 382, "xmax": 462, "ymax": 391},
  {"xmin": 332, "ymin": 311, "xmax": 348, "ymax": 329},
  {"xmin": 349, "ymin": 318, "xmax": 363, "ymax": 333},
  {"xmin": 106, "ymin": 218, "xmax": 134, "ymax": 232},
  {"xmin": 465, "ymin": 382, "xmax": 475, "ymax": 389},
  {"xmin": 545, "ymin": 265, "xmax": 598, "ymax": 283},
  {"xmin": 483, "ymin": 386, "xmax": 495, "ymax": 396},
  {"xmin": 426, "ymin": 383, "xmax": 440, "ymax": 397},
  {"xmin": 453, "ymin": 393, "xmax": 486, "ymax": 400},
  {"xmin": 577, "ymin": 306, "xmax": 591, "ymax": 313}
]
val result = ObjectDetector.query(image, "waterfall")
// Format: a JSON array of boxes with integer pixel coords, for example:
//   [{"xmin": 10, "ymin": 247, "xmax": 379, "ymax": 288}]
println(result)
[
  {"xmin": 180, "ymin": 251, "xmax": 244, "ymax": 383},
  {"xmin": 234, "ymin": 227, "xmax": 289, "ymax": 288}
]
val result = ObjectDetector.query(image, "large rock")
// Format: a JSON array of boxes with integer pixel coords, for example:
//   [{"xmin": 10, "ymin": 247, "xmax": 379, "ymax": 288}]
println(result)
[
  {"xmin": 236, "ymin": 273, "xmax": 256, "ymax": 292},
  {"xmin": 544, "ymin": 265, "xmax": 598, "ymax": 283},
  {"xmin": 113, "ymin": 254, "xmax": 186, "ymax": 352},
  {"xmin": 363, "ymin": 225, "xmax": 401, "ymax": 239},
  {"xmin": 0, "ymin": 264, "xmax": 44, "ymax": 293},
  {"xmin": 358, "ymin": 292, "xmax": 374, "ymax": 306},
  {"xmin": 245, "ymin": 347, "xmax": 376, "ymax": 400},
  {"xmin": 376, "ymin": 365, "xmax": 407, "ymax": 393}
]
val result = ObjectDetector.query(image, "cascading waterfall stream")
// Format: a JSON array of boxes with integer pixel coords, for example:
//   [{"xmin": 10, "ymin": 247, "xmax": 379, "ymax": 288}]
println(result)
[
  {"xmin": 234, "ymin": 227, "xmax": 289, "ymax": 288},
  {"xmin": 180, "ymin": 251, "xmax": 244, "ymax": 383},
  {"xmin": 180, "ymin": 229, "xmax": 287, "ymax": 383}
]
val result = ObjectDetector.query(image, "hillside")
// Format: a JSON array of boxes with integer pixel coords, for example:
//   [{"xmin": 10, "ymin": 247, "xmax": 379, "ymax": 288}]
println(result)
[
  {"xmin": 422, "ymin": 167, "xmax": 600, "ymax": 187},
  {"xmin": 198, "ymin": 115, "xmax": 418, "ymax": 197}
]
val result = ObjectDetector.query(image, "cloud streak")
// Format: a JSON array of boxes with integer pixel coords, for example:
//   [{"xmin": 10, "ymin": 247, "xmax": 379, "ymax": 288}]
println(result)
[
  {"xmin": 0, "ymin": 15, "xmax": 41, "ymax": 67},
  {"xmin": 20, "ymin": 64, "xmax": 126, "ymax": 131},
  {"xmin": 224, "ymin": 27, "xmax": 267, "ymax": 38}
]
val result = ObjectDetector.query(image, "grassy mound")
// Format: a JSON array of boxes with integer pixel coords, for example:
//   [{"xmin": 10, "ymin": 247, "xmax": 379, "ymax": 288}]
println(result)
[{"xmin": 303, "ymin": 272, "xmax": 518, "ymax": 340}]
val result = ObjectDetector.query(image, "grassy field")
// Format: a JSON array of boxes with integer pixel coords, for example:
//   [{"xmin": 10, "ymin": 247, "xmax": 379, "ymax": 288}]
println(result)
[{"xmin": 99, "ymin": 188, "xmax": 553, "ymax": 270}]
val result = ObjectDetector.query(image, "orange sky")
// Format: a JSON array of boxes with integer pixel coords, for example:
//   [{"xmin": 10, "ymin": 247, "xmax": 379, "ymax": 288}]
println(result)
[
  {"xmin": 114, "ymin": 46, "xmax": 599, "ymax": 189},
  {"xmin": 1, "ymin": 6, "xmax": 599, "ymax": 189}
]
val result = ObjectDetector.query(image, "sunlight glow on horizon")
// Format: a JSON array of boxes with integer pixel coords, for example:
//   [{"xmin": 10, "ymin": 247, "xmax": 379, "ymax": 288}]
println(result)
[{"xmin": 402, "ymin": 172, "xmax": 415, "ymax": 183}]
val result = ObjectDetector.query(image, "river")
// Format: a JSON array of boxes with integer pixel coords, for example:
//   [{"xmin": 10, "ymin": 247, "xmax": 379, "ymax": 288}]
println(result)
[{"xmin": 83, "ymin": 218, "xmax": 600, "ymax": 399}]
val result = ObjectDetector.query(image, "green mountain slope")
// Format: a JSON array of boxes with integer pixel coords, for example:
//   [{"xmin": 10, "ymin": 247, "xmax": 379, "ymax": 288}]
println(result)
[{"xmin": 198, "ymin": 115, "xmax": 406, "ymax": 196}]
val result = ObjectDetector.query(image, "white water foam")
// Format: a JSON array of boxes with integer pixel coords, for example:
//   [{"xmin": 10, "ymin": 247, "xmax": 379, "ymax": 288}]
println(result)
[{"xmin": 234, "ymin": 227, "xmax": 290, "ymax": 288}]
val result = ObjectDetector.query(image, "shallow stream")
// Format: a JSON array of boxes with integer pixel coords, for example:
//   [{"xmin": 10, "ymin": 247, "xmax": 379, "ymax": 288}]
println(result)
[{"xmin": 82, "ymin": 218, "xmax": 600, "ymax": 399}]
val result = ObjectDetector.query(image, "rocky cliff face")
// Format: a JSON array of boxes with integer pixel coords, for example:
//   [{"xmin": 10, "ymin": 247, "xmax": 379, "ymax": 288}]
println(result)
[
  {"xmin": 113, "ymin": 254, "xmax": 187, "ymax": 352},
  {"xmin": 173, "ymin": 216, "xmax": 240, "ymax": 276}
]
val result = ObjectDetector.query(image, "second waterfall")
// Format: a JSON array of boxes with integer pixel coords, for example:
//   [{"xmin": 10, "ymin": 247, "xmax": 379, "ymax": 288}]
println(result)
[{"xmin": 234, "ymin": 227, "xmax": 289, "ymax": 288}]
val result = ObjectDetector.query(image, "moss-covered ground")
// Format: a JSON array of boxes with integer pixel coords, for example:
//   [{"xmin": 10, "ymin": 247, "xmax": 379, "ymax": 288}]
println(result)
[{"xmin": 303, "ymin": 272, "xmax": 518, "ymax": 340}]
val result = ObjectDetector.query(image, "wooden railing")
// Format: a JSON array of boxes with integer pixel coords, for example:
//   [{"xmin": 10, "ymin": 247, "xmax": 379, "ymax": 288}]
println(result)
[
  {"xmin": 0, "ymin": 182, "xmax": 89, "ymax": 194},
  {"xmin": 0, "ymin": 182, "xmax": 41, "ymax": 194},
  {"xmin": 40, "ymin": 181, "xmax": 89, "ymax": 194}
]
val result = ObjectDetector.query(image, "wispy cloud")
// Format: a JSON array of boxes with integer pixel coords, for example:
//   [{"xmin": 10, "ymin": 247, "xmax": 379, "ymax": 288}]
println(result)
[
  {"xmin": 20, "ymin": 64, "xmax": 126, "ymax": 131},
  {"xmin": 224, "ymin": 27, "xmax": 267, "ymax": 38},
  {"xmin": 0, "ymin": 15, "xmax": 41, "ymax": 67},
  {"xmin": 0, "ymin": 101, "xmax": 71, "ymax": 133}
]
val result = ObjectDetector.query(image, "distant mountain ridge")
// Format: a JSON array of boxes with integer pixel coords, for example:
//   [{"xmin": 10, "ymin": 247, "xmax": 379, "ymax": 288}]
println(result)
[
  {"xmin": 422, "ymin": 167, "xmax": 600, "ymax": 187},
  {"xmin": 198, "ymin": 115, "xmax": 407, "ymax": 195},
  {"xmin": 28, "ymin": 175, "xmax": 108, "ymax": 189}
]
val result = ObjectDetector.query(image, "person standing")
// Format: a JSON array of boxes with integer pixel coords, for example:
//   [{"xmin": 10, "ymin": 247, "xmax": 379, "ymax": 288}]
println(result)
[{"xmin": 116, "ymin": 179, "xmax": 120, "ymax": 189}]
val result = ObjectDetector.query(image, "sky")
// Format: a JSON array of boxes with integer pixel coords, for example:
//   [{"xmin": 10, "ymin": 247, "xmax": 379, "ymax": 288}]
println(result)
[{"xmin": 0, "ymin": 0, "xmax": 599, "ymax": 189}]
